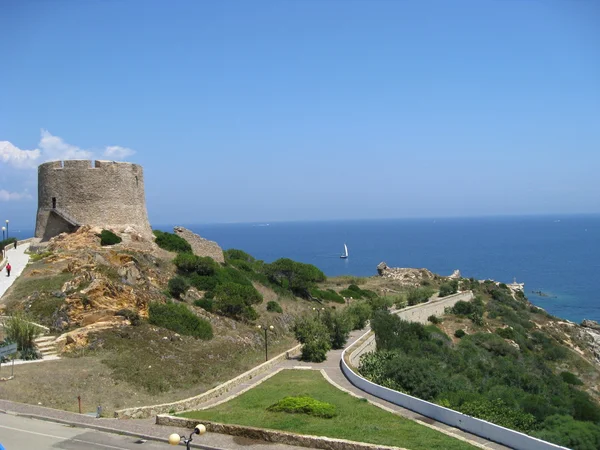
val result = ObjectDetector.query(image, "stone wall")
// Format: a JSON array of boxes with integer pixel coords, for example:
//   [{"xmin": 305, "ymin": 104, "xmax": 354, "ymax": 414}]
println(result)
[
  {"xmin": 115, "ymin": 344, "xmax": 301, "ymax": 418},
  {"xmin": 173, "ymin": 226, "xmax": 224, "ymax": 263},
  {"xmin": 157, "ymin": 414, "xmax": 404, "ymax": 450},
  {"xmin": 35, "ymin": 160, "xmax": 152, "ymax": 241}
]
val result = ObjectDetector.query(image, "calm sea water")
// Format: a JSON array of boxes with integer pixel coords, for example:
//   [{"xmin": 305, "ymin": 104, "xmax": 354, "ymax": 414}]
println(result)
[{"xmin": 167, "ymin": 215, "xmax": 600, "ymax": 324}]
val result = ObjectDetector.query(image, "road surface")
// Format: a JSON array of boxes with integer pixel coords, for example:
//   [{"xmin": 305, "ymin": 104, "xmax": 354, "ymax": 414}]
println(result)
[
  {"xmin": 0, "ymin": 243, "xmax": 30, "ymax": 299},
  {"xmin": 0, "ymin": 413, "xmax": 176, "ymax": 450}
]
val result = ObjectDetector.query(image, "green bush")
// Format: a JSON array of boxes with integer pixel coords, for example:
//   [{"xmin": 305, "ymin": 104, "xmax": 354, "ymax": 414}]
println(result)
[
  {"xmin": 168, "ymin": 276, "xmax": 189, "ymax": 299},
  {"xmin": 560, "ymin": 371, "xmax": 584, "ymax": 386},
  {"xmin": 188, "ymin": 273, "xmax": 219, "ymax": 292},
  {"xmin": 532, "ymin": 415, "xmax": 600, "ymax": 450},
  {"xmin": 311, "ymin": 288, "xmax": 345, "ymax": 304},
  {"xmin": 224, "ymin": 248, "xmax": 255, "ymax": 263},
  {"xmin": 2, "ymin": 312, "xmax": 42, "ymax": 356},
  {"xmin": 174, "ymin": 253, "xmax": 219, "ymax": 276},
  {"xmin": 98, "ymin": 230, "xmax": 122, "ymax": 246},
  {"xmin": 345, "ymin": 301, "xmax": 372, "ymax": 330},
  {"xmin": 153, "ymin": 230, "xmax": 192, "ymax": 253},
  {"xmin": 407, "ymin": 287, "xmax": 435, "ymax": 306},
  {"xmin": 293, "ymin": 316, "xmax": 331, "ymax": 362},
  {"xmin": 267, "ymin": 396, "xmax": 337, "ymax": 418},
  {"xmin": 438, "ymin": 281, "xmax": 458, "ymax": 297},
  {"xmin": 194, "ymin": 298, "xmax": 214, "ymax": 312},
  {"xmin": 454, "ymin": 329, "xmax": 466, "ymax": 338},
  {"xmin": 495, "ymin": 327, "xmax": 516, "ymax": 340},
  {"xmin": 148, "ymin": 301, "xmax": 213, "ymax": 340},
  {"xmin": 266, "ymin": 301, "xmax": 283, "ymax": 313},
  {"xmin": 428, "ymin": 315, "xmax": 441, "ymax": 324},
  {"xmin": 213, "ymin": 282, "xmax": 262, "ymax": 320},
  {"xmin": 458, "ymin": 398, "xmax": 536, "ymax": 432},
  {"xmin": 322, "ymin": 309, "xmax": 352, "ymax": 349},
  {"xmin": 265, "ymin": 258, "xmax": 326, "ymax": 298}
]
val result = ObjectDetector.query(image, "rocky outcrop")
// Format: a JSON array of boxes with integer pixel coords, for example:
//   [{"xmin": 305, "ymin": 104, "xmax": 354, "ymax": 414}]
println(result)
[
  {"xmin": 448, "ymin": 269, "xmax": 461, "ymax": 279},
  {"xmin": 582, "ymin": 320, "xmax": 600, "ymax": 332},
  {"xmin": 173, "ymin": 226, "xmax": 224, "ymax": 263},
  {"xmin": 376, "ymin": 262, "xmax": 435, "ymax": 286}
]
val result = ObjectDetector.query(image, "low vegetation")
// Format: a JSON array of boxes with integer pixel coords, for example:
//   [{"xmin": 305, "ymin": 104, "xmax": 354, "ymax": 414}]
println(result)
[
  {"xmin": 148, "ymin": 301, "xmax": 213, "ymax": 340},
  {"xmin": 98, "ymin": 229, "xmax": 122, "ymax": 246},
  {"xmin": 2, "ymin": 312, "xmax": 42, "ymax": 360},
  {"xmin": 267, "ymin": 395, "xmax": 337, "ymax": 418},
  {"xmin": 180, "ymin": 369, "xmax": 476, "ymax": 450},
  {"xmin": 360, "ymin": 283, "xmax": 600, "ymax": 450},
  {"xmin": 153, "ymin": 230, "xmax": 192, "ymax": 253}
]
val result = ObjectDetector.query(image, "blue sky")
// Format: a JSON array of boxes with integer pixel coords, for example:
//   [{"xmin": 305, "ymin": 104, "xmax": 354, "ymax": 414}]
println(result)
[{"xmin": 1, "ymin": 0, "xmax": 598, "ymax": 229}]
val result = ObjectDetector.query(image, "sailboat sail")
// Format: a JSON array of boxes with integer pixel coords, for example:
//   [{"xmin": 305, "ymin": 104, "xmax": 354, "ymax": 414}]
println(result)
[{"xmin": 341, "ymin": 243, "xmax": 348, "ymax": 258}]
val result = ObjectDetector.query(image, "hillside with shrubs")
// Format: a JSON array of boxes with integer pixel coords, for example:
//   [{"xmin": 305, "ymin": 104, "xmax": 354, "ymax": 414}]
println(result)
[{"xmin": 358, "ymin": 280, "xmax": 600, "ymax": 450}]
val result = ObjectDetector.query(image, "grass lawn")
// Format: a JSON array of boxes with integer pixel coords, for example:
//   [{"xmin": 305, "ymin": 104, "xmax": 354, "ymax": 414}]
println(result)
[{"xmin": 180, "ymin": 369, "xmax": 476, "ymax": 450}]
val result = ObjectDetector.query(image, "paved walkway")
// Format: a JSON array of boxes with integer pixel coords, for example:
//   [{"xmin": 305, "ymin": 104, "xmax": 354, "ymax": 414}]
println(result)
[{"xmin": 0, "ymin": 243, "xmax": 30, "ymax": 299}]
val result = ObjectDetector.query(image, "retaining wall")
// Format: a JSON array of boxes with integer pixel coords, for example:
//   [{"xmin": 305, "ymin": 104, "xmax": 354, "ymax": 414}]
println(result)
[{"xmin": 115, "ymin": 344, "xmax": 301, "ymax": 419}]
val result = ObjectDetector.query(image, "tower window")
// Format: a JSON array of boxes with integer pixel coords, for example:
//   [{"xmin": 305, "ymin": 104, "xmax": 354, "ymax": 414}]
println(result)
[{"xmin": 52, "ymin": 197, "xmax": 56, "ymax": 209}]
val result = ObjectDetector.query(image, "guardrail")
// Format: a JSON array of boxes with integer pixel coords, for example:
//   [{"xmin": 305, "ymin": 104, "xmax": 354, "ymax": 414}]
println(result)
[{"xmin": 341, "ymin": 297, "xmax": 567, "ymax": 450}]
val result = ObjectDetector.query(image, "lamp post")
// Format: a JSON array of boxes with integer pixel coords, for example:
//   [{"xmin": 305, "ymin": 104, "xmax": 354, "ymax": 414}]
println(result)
[
  {"xmin": 169, "ymin": 424, "xmax": 206, "ymax": 450},
  {"xmin": 5, "ymin": 220, "xmax": 8, "ymax": 239},
  {"xmin": 313, "ymin": 307, "xmax": 325, "ymax": 319},
  {"xmin": 1, "ymin": 227, "xmax": 4, "ymax": 241},
  {"xmin": 257, "ymin": 324, "xmax": 274, "ymax": 361}
]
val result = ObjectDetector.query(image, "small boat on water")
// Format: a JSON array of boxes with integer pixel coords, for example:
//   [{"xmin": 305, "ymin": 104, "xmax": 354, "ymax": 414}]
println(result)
[{"xmin": 340, "ymin": 243, "xmax": 348, "ymax": 259}]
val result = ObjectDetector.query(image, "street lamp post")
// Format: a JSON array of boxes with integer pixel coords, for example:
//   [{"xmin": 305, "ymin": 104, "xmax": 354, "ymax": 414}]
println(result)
[
  {"xmin": 169, "ymin": 424, "xmax": 206, "ymax": 450},
  {"xmin": 257, "ymin": 324, "xmax": 274, "ymax": 361},
  {"xmin": 313, "ymin": 307, "xmax": 325, "ymax": 319},
  {"xmin": 1, "ymin": 227, "xmax": 4, "ymax": 241},
  {"xmin": 5, "ymin": 220, "xmax": 8, "ymax": 239}
]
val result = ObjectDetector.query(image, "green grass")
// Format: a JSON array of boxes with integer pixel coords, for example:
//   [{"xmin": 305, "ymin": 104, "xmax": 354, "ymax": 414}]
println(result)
[
  {"xmin": 5, "ymin": 272, "xmax": 73, "ymax": 302},
  {"xmin": 180, "ymin": 369, "xmax": 476, "ymax": 450}
]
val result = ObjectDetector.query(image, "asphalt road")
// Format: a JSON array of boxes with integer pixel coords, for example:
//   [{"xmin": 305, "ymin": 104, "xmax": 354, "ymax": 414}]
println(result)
[{"xmin": 0, "ymin": 414, "xmax": 173, "ymax": 450}]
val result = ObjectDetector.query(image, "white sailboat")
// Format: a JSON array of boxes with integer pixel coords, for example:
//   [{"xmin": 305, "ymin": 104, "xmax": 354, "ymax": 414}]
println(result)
[{"xmin": 340, "ymin": 243, "xmax": 348, "ymax": 259}]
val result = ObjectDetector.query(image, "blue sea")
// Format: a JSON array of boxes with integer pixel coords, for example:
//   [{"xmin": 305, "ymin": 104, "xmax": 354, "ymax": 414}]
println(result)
[
  {"xmin": 168, "ymin": 215, "xmax": 599, "ymax": 324},
  {"xmin": 14, "ymin": 215, "xmax": 599, "ymax": 323}
]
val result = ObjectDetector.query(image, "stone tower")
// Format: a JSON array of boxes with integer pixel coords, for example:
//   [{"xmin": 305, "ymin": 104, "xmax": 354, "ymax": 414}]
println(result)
[{"xmin": 35, "ymin": 160, "xmax": 152, "ymax": 241}]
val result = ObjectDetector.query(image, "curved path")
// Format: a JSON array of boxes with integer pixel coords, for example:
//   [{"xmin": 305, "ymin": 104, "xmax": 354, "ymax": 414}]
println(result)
[{"xmin": 0, "ymin": 243, "xmax": 31, "ymax": 299}]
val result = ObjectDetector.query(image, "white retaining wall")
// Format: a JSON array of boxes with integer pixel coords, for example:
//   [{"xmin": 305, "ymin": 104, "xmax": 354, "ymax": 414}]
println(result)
[{"xmin": 341, "ymin": 294, "xmax": 568, "ymax": 450}]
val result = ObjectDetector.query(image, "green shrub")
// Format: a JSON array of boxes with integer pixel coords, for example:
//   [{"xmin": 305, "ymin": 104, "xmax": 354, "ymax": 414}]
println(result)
[
  {"xmin": 495, "ymin": 327, "xmax": 516, "ymax": 340},
  {"xmin": 174, "ymin": 253, "xmax": 219, "ymax": 276},
  {"xmin": 224, "ymin": 249, "xmax": 255, "ymax": 263},
  {"xmin": 345, "ymin": 301, "xmax": 372, "ymax": 330},
  {"xmin": 560, "ymin": 371, "xmax": 584, "ymax": 386},
  {"xmin": 293, "ymin": 316, "xmax": 331, "ymax": 362},
  {"xmin": 407, "ymin": 287, "xmax": 435, "ymax": 306},
  {"xmin": 266, "ymin": 301, "xmax": 283, "ymax": 313},
  {"xmin": 439, "ymin": 280, "xmax": 458, "ymax": 297},
  {"xmin": 168, "ymin": 276, "xmax": 189, "ymax": 299},
  {"xmin": 115, "ymin": 309, "xmax": 142, "ymax": 326},
  {"xmin": 188, "ymin": 273, "xmax": 219, "ymax": 292},
  {"xmin": 322, "ymin": 309, "xmax": 352, "ymax": 349},
  {"xmin": 454, "ymin": 329, "xmax": 466, "ymax": 338},
  {"xmin": 148, "ymin": 301, "xmax": 213, "ymax": 340},
  {"xmin": 213, "ymin": 282, "xmax": 262, "ymax": 321},
  {"xmin": 194, "ymin": 298, "xmax": 214, "ymax": 312},
  {"xmin": 265, "ymin": 258, "xmax": 326, "ymax": 298},
  {"xmin": 428, "ymin": 315, "xmax": 441, "ymax": 324},
  {"xmin": 458, "ymin": 398, "xmax": 536, "ymax": 432},
  {"xmin": 98, "ymin": 230, "xmax": 122, "ymax": 246},
  {"xmin": 153, "ymin": 230, "xmax": 192, "ymax": 253},
  {"xmin": 2, "ymin": 312, "xmax": 42, "ymax": 356},
  {"xmin": 267, "ymin": 396, "xmax": 337, "ymax": 418},
  {"xmin": 532, "ymin": 415, "xmax": 600, "ymax": 450},
  {"xmin": 311, "ymin": 288, "xmax": 344, "ymax": 304}
]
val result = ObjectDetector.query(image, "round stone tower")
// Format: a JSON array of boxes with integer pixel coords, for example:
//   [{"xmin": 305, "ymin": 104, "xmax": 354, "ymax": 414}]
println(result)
[{"xmin": 35, "ymin": 160, "xmax": 152, "ymax": 241}]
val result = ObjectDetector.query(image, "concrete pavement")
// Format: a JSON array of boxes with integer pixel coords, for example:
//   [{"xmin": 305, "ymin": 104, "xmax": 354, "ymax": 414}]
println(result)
[{"xmin": 0, "ymin": 243, "xmax": 30, "ymax": 299}]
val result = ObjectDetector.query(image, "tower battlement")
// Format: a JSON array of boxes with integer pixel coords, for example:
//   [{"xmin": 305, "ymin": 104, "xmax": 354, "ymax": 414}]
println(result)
[{"xmin": 35, "ymin": 160, "xmax": 152, "ymax": 241}]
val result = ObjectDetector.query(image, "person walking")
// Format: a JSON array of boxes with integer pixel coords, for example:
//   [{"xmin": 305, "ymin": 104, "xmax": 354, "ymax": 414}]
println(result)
[
  {"xmin": 14, "ymin": 241, "xmax": 17, "ymax": 249},
  {"xmin": 6, "ymin": 262, "xmax": 11, "ymax": 277}
]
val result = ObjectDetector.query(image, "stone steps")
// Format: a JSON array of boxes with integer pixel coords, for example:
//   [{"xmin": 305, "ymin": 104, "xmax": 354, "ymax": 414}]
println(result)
[{"xmin": 34, "ymin": 335, "xmax": 59, "ymax": 358}]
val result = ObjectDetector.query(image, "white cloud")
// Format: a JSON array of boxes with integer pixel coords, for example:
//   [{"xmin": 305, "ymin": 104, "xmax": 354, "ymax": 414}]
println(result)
[
  {"xmin": 38, "ymin": 129, "xmax": 93, "ymax": 161},
  {"xmin": 0, "ymin": 189, "xmax": 32, "ymax": 201},
  {"xmin": 0, "ymin": 141, "xmax": 41, "ymax": 169},
  {"xmin": 104, "ymin": 145, "xmax": 135, "ymax": 159},
  {"xmin": 0, "ymin": 130, "xmax": 137, "ymax": 171}
]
